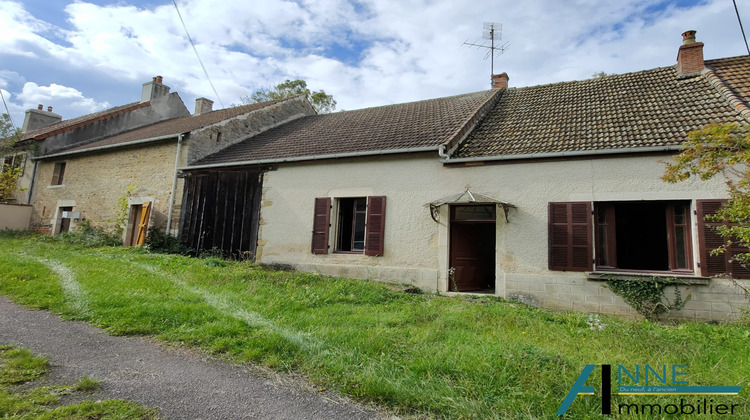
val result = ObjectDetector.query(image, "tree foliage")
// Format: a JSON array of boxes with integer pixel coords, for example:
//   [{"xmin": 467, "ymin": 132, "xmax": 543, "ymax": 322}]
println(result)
[
  {"xmin": 1, "ymin": 113, "xmax": 25, "ymax": 201},
  {"xmin": 663, "ymin": 122, "xmax": 750, "ymax": 263},
  {"xmin": 1, "ymin": 113, "xmax": 21, "ymax": 155},
  {"xmin": 242, "ymin": 79, "xmax": 336, "ymax": 114}
]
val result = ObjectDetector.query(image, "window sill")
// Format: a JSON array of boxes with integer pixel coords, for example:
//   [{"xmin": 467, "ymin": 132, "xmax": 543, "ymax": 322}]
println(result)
[
  {"xmin": 332, "ymin": 250, "xmax": 365, "ymax": 255},
  {"xmin": 587, "ymin": 271, "xmax": 710, "ymax": 285},
  {"xmin": 47, "ymin": 185, "xmax": 65, "ymax": 189}
]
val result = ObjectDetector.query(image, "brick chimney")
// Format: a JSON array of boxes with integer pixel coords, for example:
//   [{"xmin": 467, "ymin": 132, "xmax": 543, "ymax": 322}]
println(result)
[
  {"xmin": 676, "ymin": 30, "xmax": 704, "ymax": 75},
  {"xmin": 22, "ymin": 104, "xmax": 62, "ymax": 132},
  {"xmin": 491, "ymin": 72, "xmax": 509, "ymax": 89},
  {"xmin": 194, "ymin": 97, "xmax": 214, "ymax": 115},
  {"xmin": 141, "ymin": 75, "xmax": 171, "ymax": 102}
]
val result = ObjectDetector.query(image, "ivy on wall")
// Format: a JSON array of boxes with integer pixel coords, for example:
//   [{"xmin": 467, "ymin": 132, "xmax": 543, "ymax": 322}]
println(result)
[{"xmin": 606, "ymin": 276, "xmax": 690, "ymax": 320}]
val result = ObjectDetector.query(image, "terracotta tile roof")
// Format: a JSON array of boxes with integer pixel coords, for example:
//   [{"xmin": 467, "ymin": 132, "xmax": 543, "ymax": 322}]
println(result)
[
  {"xmin": 22, "ymin": 102, "xmax": 150, "ymax": 141},
  {"xmin": 706, "ymin": 55, "xmax": 750, "ymax": 104},
  {"xmin": 453, "ymin": 59, "xmax": 750, "ymax": 159},
  {"xmin": 192, "ymin": 90, "xmax": 500, "ymax": 166},
  {"xmin": 46, "ymin": 97, "xmax": 294, "ymax": 156}
]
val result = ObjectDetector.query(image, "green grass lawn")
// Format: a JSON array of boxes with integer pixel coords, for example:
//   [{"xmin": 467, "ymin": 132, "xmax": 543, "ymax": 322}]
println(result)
[
  {"xmin": 0, "ymin": 345, "xmax": 158, "ymax": 419},
  {"xmin": 0, "ymin": 233, "xmax": 748, "ymax": 419}
]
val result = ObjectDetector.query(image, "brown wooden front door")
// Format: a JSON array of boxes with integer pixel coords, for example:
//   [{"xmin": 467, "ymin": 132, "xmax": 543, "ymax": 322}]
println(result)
[
  {"xmin": 59, "ymin": 206, "xmax": 73, "ymax": 234},
  {"xmin": 449, "ymin": 205, "xmax": 496, "ymax": 292}
]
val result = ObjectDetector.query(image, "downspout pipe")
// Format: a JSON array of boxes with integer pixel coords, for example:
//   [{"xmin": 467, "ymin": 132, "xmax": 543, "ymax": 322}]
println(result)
[
  {"xmin": 438, "ymin": 145, "xmax": 449, "ymax": 159},
  {"xmin": 26, "ymin": 160, "xmax": 38, "ymax": 205},
  {"xmin": 165, "ymin": 134, "xmax": 184, "ymax": 236}
]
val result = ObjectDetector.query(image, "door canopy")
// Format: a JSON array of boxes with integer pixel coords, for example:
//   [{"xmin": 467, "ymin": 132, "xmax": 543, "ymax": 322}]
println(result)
[{"xmin": 426, "ymin": 189, "xmax": 515, "ymax": 223}]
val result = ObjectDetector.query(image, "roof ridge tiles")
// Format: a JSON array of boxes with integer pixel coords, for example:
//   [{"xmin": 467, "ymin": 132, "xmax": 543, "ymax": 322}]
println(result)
[{"xmin": 702, "ymin": 67, "xmax": 750, "ymax": 123}]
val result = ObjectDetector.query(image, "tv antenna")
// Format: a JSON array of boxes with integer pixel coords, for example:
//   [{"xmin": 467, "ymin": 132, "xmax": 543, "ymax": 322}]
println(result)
[{"xmin": 463, "ymin": 22, "xmax": 509, "ymax": 76}]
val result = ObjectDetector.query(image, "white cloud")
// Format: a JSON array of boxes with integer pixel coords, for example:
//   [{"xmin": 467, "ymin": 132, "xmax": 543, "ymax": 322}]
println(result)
[
  {"xmin": 0, "ymin": 0, "xmax": 746, "ymax": 120},
  {"xmin": 17, "ymin": 82, "xmax": 109, "ymax": 114}
]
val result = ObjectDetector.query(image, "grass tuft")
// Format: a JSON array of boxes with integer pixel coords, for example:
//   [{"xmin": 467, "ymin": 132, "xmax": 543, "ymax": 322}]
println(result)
[
  {"xmin": 0, "ymin": 345, "xmax": 157, "ymax": 419},
  {"xmin": 73, "ymin": 375, "xmax": 100, "ymax": 392}
]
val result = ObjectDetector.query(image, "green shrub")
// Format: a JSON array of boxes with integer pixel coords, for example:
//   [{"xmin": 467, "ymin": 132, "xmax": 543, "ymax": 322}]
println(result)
[
  {"xmin": 59, "ymin": 220, "xmax": 122, "ymax": 248},
  {"xmin": 144, "ymin": 227, "xmax": 192, "ymax": 255}
]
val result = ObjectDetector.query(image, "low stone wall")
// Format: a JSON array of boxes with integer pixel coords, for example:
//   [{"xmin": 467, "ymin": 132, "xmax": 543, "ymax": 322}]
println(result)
[{"xmin": 0, "ymin": 203, "xmax": 32, "ymax": 230}]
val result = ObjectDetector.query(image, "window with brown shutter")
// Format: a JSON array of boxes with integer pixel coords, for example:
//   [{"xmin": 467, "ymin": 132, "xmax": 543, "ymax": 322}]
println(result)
[
  {"xmin": 311, "ymin": 197, "xmax": 331, "ymax": 254},
  {"xmin": 548, "ymin": 202, "xmax": 593, "ymax": 271},
  {"xmin": 552, "ymin": 200, "xmax": 696, "ymax": 274},
  {"xmin": 313, "ymin": 196, "xmax": 387, "ymax": 256},
  {"xmin": 697, "ymin": 199, "xmax": 750, "ymax": 279}
]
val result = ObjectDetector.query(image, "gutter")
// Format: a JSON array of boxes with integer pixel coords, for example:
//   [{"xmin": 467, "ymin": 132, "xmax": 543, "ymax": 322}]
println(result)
[
  {"xmin": 180, "ymin": 145, "xmax": 439, "ymax": 171},
  {"xmin": 165, "ymin": 134, "xmax": 184, "ymax": 235},
  {"xmin": 32, "ymin": 133, "xmax": 183, "ymax": 160},
  {"xmin": 442, "ymin": 145, "xmax": 685, "ymax": 164}
]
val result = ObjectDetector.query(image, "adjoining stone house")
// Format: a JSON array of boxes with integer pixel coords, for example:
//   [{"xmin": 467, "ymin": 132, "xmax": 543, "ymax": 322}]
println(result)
[
  {"xmin": 19, "ymin": 77, "xmax": 315, "ymax": 244},
  {"xmin": 183, "ymin": 31, "xmax": 750, "ymax": 320}
]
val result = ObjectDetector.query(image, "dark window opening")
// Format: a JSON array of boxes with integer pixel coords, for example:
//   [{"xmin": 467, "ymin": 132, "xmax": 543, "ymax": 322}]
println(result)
[
  {"xmin": 337, "ymin": 197, "xmax": 367, "ymax": 252},
  {"xmin": 595, "ymin": 201, "xmax": 691, "ymax": 272},
  {"xmin": 51, "ymin": 162, "xmax": 66, "ymax": 185},
  {"xmin": 3, "ymin": 154, "xmax": 25, "ymax": 175}
]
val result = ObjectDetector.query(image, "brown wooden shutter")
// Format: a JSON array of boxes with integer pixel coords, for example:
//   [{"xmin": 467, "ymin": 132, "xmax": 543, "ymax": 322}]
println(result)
[
  {"xmin": 697, "ymin": 199, "xmax": 750, "ymax": 279},
  {"xmin": 311, "ymin": 197, "xmax": 331, "ymax": 254},
  {"xmin": 365, "ymin": 196, "xmax": 386, "ymax": 256},
  {"xmin": 548, "ymin": 202, "xmax": 592, "ymax": 271}
]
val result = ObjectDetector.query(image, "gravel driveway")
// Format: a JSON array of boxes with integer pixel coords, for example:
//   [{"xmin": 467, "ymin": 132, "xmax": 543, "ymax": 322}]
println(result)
[{"xmin": 0, "ymin": 297, "xmax": 388, "ymax": 419}]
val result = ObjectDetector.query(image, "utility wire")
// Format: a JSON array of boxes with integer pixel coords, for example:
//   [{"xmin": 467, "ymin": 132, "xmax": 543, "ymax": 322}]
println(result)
[
  {"xmin": 172, "ymin": 0, "xmax": 225, "ymax": 108},
  {"xmin": 734, "ymin": 0, "xmax": 750, "ymax": 55}
]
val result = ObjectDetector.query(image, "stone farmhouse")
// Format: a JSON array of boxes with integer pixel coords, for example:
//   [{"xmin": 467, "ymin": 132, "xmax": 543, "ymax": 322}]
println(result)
[
  {"xmin": 13, "ymin": 77, "xmax": 314, "ymax": 244},
  {"xmin": 181, "ymin": 31, "xmax": 749, "ymax": 321}
]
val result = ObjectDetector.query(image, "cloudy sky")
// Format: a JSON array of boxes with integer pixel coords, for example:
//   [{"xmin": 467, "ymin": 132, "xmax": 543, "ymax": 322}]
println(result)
[{"xmin": 1, "ymin": 0, "xmax": 748, "ymax": 128}]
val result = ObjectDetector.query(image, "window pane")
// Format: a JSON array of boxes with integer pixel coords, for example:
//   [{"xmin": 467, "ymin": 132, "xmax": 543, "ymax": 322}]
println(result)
[
  {"xmin": 453, "ymin": 205, "xmax": 495, "ymax": 220},
  {"xmin": 337, "ymin": 198, "xmax": 354, "ymax": 251},
  {"xmin": 675, "ymin": 227, "xmax": 687, "ymax": 269},
  {"xmin": 353, "ymin": 212, "xmax": 366, "ymax": 250},
  {"xmin": 674, "ymin": 204, "xmax": 686, "ymax": 225},
  {"xmin": 355, "ymin": 198, "xmax": 366, "ymax": 212}
]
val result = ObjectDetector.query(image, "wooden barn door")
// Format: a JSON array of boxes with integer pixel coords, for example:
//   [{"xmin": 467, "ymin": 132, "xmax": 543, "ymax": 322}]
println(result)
[{"xmin": 179, "ymin": 170, "xmax": 263, "ymax": 258}]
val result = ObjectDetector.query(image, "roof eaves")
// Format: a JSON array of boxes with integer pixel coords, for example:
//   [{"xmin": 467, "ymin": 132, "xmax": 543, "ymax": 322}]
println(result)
[
  {"xmin": 33, "ymin": 133, "xmax": 182, "ymax": 160},
  {"xmin": 441, "ymin": 89, "xmax": 504, "ymax": 156},
  {"xmin": 443, "ymin": 145, "xmax": 685, "ymax": 164},
  {"xmin": 22, "ymin": 102, "xmax": 151, "ymax": 141},
  {"xmin": 183, "ymin": 145, "xmax": 438, "ymax": 171},
  {"xmin": 703, "ymin": 67, "xmax": 750, "ymax": 123}
]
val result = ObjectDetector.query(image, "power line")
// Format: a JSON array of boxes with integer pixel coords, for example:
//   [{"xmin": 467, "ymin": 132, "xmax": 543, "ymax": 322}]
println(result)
[
  {"xmin": 734, "ymin": 0, "xmax": 750, "ymax": 55},
  {"xmin": 172, "ymin": 0, "xmax": 225, "ymax": 108},
  {"xmin": 0, "ymin": 88, "xmax": 22, "ymax": 143}
]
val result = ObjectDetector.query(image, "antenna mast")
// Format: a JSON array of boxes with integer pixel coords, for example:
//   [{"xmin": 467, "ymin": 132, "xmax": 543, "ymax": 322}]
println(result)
[{"xmin": 463, "ymin": 22, "xmax": 509, "ymax": 76}]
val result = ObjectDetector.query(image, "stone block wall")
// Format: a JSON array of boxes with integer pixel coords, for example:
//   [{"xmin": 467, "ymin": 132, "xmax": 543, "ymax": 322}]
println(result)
[{"xmin": 31, "ymin": 141, "xmax": 182, "ymax": 239}]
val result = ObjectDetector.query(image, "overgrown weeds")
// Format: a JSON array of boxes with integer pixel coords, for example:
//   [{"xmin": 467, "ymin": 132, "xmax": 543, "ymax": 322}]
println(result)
[{"xmin": 58, "ymin": 220, "xmax": 122, "ymax": 248}]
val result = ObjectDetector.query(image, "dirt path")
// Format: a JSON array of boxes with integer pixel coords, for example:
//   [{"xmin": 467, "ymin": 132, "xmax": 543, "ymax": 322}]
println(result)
[{"xmin": 0, "ymin": 297, "xmax": 387, "ymax": 419}]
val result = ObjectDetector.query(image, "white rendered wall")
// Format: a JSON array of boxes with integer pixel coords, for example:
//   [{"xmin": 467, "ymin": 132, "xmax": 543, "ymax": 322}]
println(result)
[{"xmin": 258, "ymin": 152, "xmax": 746, "ymax": 320}]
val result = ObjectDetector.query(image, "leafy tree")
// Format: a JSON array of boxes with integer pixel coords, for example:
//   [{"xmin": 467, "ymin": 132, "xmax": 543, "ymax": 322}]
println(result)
[
  {"xmin": 1, "ymin": 113, "xmax": 25, "ymax": 201},
  {"xmin": 662, "ymin": 122, "xmax": 750, "ymax": 264},
  {"xmin": 242, "ymin": 79, "xmax": 337, "ymax": 114},
  {"xmin": 1, "ymin": 113, "xmax": 21, "ymax": 155}
]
